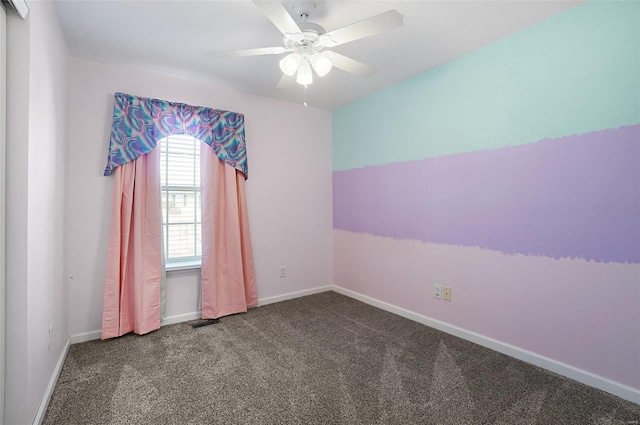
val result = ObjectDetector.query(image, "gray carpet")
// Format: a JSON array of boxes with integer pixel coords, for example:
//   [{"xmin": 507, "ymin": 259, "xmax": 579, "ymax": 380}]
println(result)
[{"xmin": 44, "ymin": 292, "xmax": 640, "ymax": 424}]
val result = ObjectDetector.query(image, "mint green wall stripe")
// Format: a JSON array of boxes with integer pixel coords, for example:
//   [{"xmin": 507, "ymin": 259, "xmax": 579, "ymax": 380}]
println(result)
[{"xmin": 333, "ymin": 1, "xmax": 640, "ymax": 171}]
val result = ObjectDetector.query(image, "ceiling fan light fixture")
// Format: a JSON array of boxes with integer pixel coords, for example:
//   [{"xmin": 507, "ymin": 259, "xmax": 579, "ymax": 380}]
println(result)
[
  {"xmin": 296, "ymin": 60, "xmax": 313, "ymax": 85},
  {"xmin": 279, "ymin": 53, "xmax": 302, "ymax": 76},
  {"xmin": 310, "ymin": 52, "xmax": 332, "ymax": 77}
]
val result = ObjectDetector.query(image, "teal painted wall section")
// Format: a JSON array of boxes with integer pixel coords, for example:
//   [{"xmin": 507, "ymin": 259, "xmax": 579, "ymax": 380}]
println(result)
[{"xmin": 333, "ymin": 1, "xmax": 640, "ymax": 171}]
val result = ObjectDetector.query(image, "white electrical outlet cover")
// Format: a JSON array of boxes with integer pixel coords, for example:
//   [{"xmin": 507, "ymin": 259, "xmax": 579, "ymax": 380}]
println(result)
[{"xmin": 434, "ymin": 284, "xmax": 442, "ymax": 299}]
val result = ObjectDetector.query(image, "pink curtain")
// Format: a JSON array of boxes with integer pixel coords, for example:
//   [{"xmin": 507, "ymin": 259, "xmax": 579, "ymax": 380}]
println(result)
[
  {"xmin": 102, "ymin": 147, "xmax": 162, "ymax": 339},
  {"xmin": 201, "ymin": 143, "xmax": 258, "ymax": 318}
]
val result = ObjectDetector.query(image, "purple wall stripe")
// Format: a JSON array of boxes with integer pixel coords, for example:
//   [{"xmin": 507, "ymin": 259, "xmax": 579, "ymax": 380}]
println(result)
[{"xmin": 333, "ymin": 125, "xmax": 640, "ymax": 264}]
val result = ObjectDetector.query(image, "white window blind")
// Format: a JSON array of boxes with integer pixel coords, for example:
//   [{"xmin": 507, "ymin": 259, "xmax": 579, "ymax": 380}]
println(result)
[{"xmin": 159, "ymin": 134, "xmax": 201, "ymax": 266}]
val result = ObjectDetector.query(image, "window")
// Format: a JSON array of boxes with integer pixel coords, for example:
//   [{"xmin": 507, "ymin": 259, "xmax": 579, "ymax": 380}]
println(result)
[{"xmin": 159, "ymin": 134, "xmax": 201, "ymax": 267}]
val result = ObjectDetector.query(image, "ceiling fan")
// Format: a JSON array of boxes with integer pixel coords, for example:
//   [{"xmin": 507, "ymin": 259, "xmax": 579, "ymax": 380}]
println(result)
[{"xmin": 207, "ymin": 1, "xmax": 404, "ymax": 88}]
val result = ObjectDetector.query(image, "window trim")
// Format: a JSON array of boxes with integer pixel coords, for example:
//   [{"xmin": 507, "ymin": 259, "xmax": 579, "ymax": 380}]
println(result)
[{"xmin": 165, "ymin": 259, "xmax": 201, "ymax": 272}]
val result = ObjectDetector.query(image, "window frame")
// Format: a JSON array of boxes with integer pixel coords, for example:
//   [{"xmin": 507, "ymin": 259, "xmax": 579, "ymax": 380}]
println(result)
[{"xmin": 159, "ymin": 134, "xmax": 202, "ymax": 270}]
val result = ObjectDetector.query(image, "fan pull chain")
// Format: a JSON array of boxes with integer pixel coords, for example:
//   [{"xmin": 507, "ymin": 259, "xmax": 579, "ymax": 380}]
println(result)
[{"xmin": 303, "ymin": 85, "xmax": 308, "ymax": 108}]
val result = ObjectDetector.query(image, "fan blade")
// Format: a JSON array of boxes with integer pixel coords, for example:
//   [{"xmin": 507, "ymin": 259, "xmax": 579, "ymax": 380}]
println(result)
[
  {"xmin": 206, "ymin": 47, "xmax": 287, "ymax": 58},
  {"xmin": 253, "ymin": 1, "xmax": 302, "ymax": 37},
  {"xmin": 277, "ymin": 74, "xmax": 296, "ymax": 89},
  {"xmin": 325, "ymin": 52, "xmax": 376, "ymax": 78},
  {"xmin": 319, "ymin": 10, "xmax": 403, "ymax": 47}
]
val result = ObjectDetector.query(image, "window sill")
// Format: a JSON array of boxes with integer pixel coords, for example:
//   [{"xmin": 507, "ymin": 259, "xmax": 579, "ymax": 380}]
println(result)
[{"xmin": 166, "ymin": 260, "xmax": 201, "ymax": 273}]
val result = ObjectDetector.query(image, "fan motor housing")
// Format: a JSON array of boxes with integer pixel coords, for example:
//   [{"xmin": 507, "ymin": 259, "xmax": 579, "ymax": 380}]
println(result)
[{"xmin": 283, "ymin": 22, "xmax": 327, "ymax": 54}]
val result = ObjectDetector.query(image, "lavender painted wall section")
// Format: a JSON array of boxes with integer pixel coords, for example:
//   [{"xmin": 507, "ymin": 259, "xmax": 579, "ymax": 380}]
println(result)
[{"xmin": 334, "ymin": 126, "xmax": 640, "ymax": 264}]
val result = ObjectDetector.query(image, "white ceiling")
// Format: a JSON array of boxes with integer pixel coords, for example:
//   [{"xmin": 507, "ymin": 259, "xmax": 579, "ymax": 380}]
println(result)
[{"xmin": 53, "ymin": 0, "xmax": 583, "ymax": 110}]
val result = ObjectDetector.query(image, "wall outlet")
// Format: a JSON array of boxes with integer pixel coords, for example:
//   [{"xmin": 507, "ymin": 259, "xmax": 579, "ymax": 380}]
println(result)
[
  {"xmin": 434, "ymin": 284, "xmax": 442, "ymax": 299},
  {"xmin": 48, "ymin": 324, "xmax": 53, "ymax": 350},
  {"xmin": 443, "ymin": 286, "xmax": 452, "ymax": 302},
  {"xmin": 280, "ymin": 266, "xmax": 286, "ymax": 278}
]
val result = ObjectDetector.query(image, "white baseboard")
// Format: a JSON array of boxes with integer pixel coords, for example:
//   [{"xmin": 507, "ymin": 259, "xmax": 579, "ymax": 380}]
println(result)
[
  {"xmin": 70, "ymin": 330, "xmax": 102, "ymax": 344},
  {"xmin": 257, "ymin": 285, "xmax": 333, "ymax": 306},
  {"xmin": 57, "ymin": 285, "xmax": 640, "ymax": 407},
  {"xmin": 331, "ymin": 285, "xmax": 640, "ymax": 405},
  {"xmin": 69, "ymin": 285, "xmax": 334, "ymax": 344},
  {"xmin": 161, "ymin": 311, "xmax": 201, "ymax": 326},
  {"xmin": 33, "ymin": 337, "xmax": 70, "ymax": 425},
  {"xmin": 68, "ymin": 313, "xmax": 204, "ymax": 343}
]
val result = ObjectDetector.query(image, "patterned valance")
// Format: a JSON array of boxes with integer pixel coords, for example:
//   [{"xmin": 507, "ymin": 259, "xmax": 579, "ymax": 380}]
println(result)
[{"xmin": 104, "ymin": 92, "xmax": 248, "ymax": 178}]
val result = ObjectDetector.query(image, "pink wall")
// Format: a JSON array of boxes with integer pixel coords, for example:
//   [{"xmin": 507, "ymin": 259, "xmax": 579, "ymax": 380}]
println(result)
[
  {"xmin": 334, "ymin": 230, "xmax": 640, "ymax": 390},
  {"xmin": 65, "ymin": 57, "xmax": 333, "ymax": 337}
]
